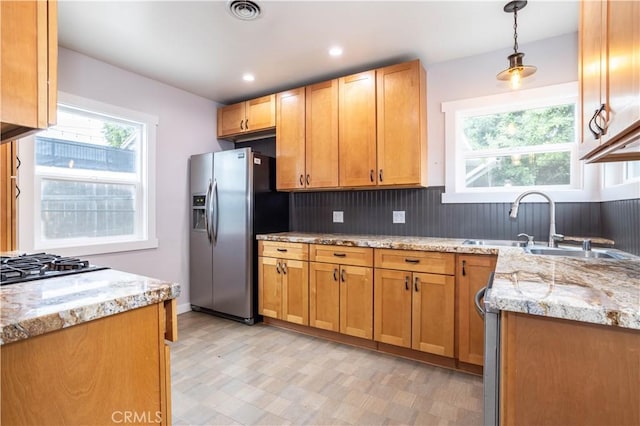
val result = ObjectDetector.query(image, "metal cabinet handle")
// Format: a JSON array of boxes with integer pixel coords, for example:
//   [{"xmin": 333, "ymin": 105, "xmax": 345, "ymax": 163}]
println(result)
[
  {"xmin": 370, "ymin": 170, "xmax": 374, "ymax": 182},
  {"xmin": 414, "ymin": 276, "xmax": 419, "ymax": 292},
  {"xmin": 299, "ymin": 174, "xmax": 304, "ymax": 186},
  {"xmin": 240, "ymin": 119, "xmax": 244, "ymax": 130},
  {"xmin": 276, "ymin": 262, "xmax": 281, "ymax": 274},
  {"xmin": 277, "ymin": 248, "xmax": 288, "ymax": 252},
  {"xmin": 341, "ymin": 268, "xmax": 346, "ymax": 282},
  {"xmin": 16, "ymin": 156, "xmax": 21, "ymax": 169},
  {"xmin": 462, "ymin": 260, "xmax": 466, "ymax": 276},
  {"xmin": 333, "ymin": 253, "xmax": 346, "ymax": 258},
  {"xmin": 475, "ymin": 287, "xmax": 486, "ymax": 318},
  {"xmin": 404, "ymin": 276, "xmax": 409, "ymax": 290},
  {"xmin": 593, "ymin": 103, "xmax": 606, "ymax": 135},
  {"xmin": 333, "ymin": 268, "xmax": 338, "ymax": 281},
  {"xmin": 15, "ymin": 185, "xmax": 20, "ymax": 199},
  {"xmin": 245, "ymin": 119, "xmax": 249, "ymax": 130},
  {"xmin": 306, "ymin": 174, "xmax": 310, "ymax": 185},
  {"xmin": 405, "ymin": 259, "xmax": 420, "ymax": 264},
  {"xmin": 379, "ymin": 169, "xmax": 383, "ymax": 182},
  {"xmin": 282, "ymin": 262, "xmax": 287, "ymax": 275},
  {"xmin": 588, "ymin": 108, "xmax": 601, "ymax": 140}
]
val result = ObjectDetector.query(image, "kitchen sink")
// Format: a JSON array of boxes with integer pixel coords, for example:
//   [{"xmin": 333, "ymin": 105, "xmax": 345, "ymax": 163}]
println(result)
[
  {"xmin": 524, "ymin": 247, "xmax": 623, "ymax": 259},
  {"xmin": 463, "ymin": 239, "xmax": 527, "ymax": 247}
]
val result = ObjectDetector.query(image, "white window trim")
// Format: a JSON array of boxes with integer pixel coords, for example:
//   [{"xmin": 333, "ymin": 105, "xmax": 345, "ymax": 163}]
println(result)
[
  {"xmin": 441, "ymin": 81, "xmax": 601, "ymax": 203},
  {"xmin": 18, "ymin": 91, "xmax": 159, "ymax": 257}
]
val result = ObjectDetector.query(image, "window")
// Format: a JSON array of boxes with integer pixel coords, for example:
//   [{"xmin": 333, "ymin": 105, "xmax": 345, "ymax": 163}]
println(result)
[
  {"xmin": 19, "ymin": 92, "xmax": 158, "ymax": 256},
  {"xmin": 442, "ymin": 82, "xmax": 586, "ymax": 203}
]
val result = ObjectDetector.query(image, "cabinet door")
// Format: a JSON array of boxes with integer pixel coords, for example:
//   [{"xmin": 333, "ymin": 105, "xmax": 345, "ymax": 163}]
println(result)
[
  {"xmin": 579, "ymin": 0, "xmax": 606, "ymax": 153},
  {"xmin": 376, "ymin": 60, "xmax": 427, "ymax": 186},
  {"xmin": 373, "ymin": 268, "xmax": 412, "ymax": 348},
  {"xmin": 276, "ymin": 88, "xmax": 306, "ymax": 190},
  {"xmin": 309, "ymin": 262, "xmax": 340, "ymax": 332},
  {"xmin": 411, "ymin": 272, "xmax": 454, "ymax": 357},
  {"xmin": 282, "ymin": 259, "xmax": 309, "ymax": 325},
  {"xmin": 339, "ymin": 265, "xmax": 373, "ymax": 339},
  {"xmin": 338, "ymin": 70, "xmax": 377, "ymax": 187},
  {"xmin": 217, "ymin": 101, "xmax": 246, "ymax": 138},
  {"xmin": 306, "ymin": 80, "xmax": 339, "ymax": 188},
  {"xmin": 258, "ymin": 256, "xmax": 282, "ymax": 319},
  {"xmin": 0, "ymin": 141, "xmax": 16, "ymax": 251},
  {"xmin": 457, "ymin": 254, "xmax": 497, "ymax": 366},
  {"xmin": 1, "ymin": 0, "xmax": 57, "ymax": 140},
  {"xmin": 246, "ymin": 95, "xmax": 275, "ymax": 132},
  {"xmin": 604, "ymin": 0, "xmax": 640, "ymax": 141}
]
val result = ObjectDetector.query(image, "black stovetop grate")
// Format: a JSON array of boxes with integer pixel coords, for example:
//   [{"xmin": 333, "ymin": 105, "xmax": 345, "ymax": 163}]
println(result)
[{"xmin": 0, "ymin": 253, "xmax": 109, "ymax": 286}]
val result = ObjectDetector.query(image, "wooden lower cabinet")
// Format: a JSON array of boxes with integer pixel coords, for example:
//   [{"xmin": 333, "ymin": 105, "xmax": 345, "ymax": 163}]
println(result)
[
  {"xmin": 258, "ymin": 256, "xmax": 308, "ymax": 325},
  {"xmin": 374, "ymin": 268, "xmax": 454, "ymax": 356},
  {"xmin": 500, "ymin": 312, "xmax": 640, "ymax": 425},
  {"xmin": 309, "ymin": 262, "xmax": 373, "ymax": 339},
  {"xmin": 1, "ymin": 301, "xmax": 176, "ymax": 425},
  {"xmin": 258, "ymin": 256, "xmax": 282, "ymax": 319},
  {"xmin": 456, "ymin": 254, "xmax": 497, "ymax": 366}
]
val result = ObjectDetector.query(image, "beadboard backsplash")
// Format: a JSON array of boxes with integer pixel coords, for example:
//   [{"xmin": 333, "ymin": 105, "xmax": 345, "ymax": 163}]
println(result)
[{"xmin": 289, "ymin": 187, "xmax": 639, "ymax": 255}]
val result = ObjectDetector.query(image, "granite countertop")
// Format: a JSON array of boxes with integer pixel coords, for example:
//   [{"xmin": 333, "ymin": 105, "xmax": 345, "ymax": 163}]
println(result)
[
  {"xmin": 257, "ymin": 232, "xmax": 640, "ymax": 330},
  {"xmin": 0, "ymin": 269, "xmax": 181, "ymax": 345}
]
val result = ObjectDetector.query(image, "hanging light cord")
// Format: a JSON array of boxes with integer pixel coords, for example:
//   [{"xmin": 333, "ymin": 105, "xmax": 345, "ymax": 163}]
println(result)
[{"xmin": 513, "ymin": 7, "xmax": 519, "ymax": 54}]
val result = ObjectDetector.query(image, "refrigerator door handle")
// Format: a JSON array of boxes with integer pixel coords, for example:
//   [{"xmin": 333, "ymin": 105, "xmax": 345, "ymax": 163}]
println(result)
[
  {"xmin": 205, "ymin": 179, "xmax": 213, "ymax": 243},
  {"xmin": 212, "ymin": 178, "xmax": 219, "ymax": 244}
]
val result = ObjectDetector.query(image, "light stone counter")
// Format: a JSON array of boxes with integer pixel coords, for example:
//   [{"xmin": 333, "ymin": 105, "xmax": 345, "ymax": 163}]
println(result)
[
  {"xmin": 257, "ymin": 232, "xmax": 640, "ymax": 330},
  {"xmin": 0, "ymin": 269, "xmax": 181, "ymax": 345}
]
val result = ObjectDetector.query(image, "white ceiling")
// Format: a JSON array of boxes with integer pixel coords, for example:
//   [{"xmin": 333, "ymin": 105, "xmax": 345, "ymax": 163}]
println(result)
[{"xmin": 58, "ymin": 1, "xmax": 579, "ymax": 105}]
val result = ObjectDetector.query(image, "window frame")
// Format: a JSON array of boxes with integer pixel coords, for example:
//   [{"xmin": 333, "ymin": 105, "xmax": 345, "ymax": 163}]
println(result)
[
  {"xmin": 441, "ymin": 81, "xmax": 595, "ymax": 203},
  {"xmin": 18, "ymin": 92, "xmax": 159, "ymax": 256}
]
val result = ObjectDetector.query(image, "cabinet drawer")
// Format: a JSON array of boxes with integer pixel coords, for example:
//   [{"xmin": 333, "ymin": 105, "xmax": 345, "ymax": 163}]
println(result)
[
  {"xmin": 310, "ymin": 244, "xmax": 373, "ymax": 267},
  {"xmin": 374, "ymin": 249, "xmax": 455, "ymax": 275},
  {"xmin": 259, "ymin": 241, "xmax": 309, "ymax": 260}
]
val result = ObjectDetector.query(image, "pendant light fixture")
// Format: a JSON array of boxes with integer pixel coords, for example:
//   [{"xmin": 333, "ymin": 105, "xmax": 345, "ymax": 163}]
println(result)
[{"xmin": 497, "ymin": 0, "xmax": 536, "ymax": 89}]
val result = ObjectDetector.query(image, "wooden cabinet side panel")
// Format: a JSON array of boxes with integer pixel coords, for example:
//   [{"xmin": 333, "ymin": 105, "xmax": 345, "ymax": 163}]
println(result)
[
  {"xmin": 0, "ymin": 141, "xmax": 16, "ymax": 251},
  {"xmin": 246, "ymin": 94, "xmax": 276, "ymax": 131},
  {"xmin": 258, "ymin": 256, "xmax": 282, "ymax": 319},
  {"xmin": 339, "ymin": 265, "xmax": 373, "ymax": 339},
  {"xmin": 456, "ymin": 254, "xmax": 496, "ymax": 366},
  {"xmin": 305, "ymin": 80, "xmax": 339, "ymax": 188},
  {"xmin": 1, "ymin": 1, "xmax": 39, "ymax": 128},
  {"xmin": 276, "ymin": 88, "xmax": 306, "ymax": 190},
  {"xmin": 373, "ymin": 268, "xmax": 412, "ymax": 348},
  {"xmin": 282, "ymin": 259, "xmax": 309, "ymax": 325},
  {"xmin": 338, "ymin": 70, "xmax": 377, "ymax": 187},
  {"xmin": 217, "ymin": 102, "xmax": 246, "ymax": 138},
  {"xmin": 1, "ymin": 304, "xmax": 165, "ymax": 425},
  {"xmin": 47, "ymin": 0, "xmax": 57, "ymax": 127},
  {"xmin": 309, "ymin": 262, "xmax": 340, "ymax": 332},
  {"xmin": 411, "ymin": 273, "xmax": 454, "ymax": 357},
  {"xmin": 376, "ymin": 60, "xmax": 425, "ymax": 186},
  {"xmin": 501, "ymin": 312, "xmax": 640, "ymax": 426}
]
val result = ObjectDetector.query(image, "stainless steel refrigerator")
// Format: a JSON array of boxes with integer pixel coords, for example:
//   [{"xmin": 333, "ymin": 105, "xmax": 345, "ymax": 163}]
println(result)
[{"xmin": 189, "ymin": 147, "xmax": 288, "ymax": 324}]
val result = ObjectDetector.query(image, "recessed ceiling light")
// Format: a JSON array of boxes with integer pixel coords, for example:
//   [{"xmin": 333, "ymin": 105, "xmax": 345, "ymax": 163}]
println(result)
[
  {"xmin": 329, "ymin": 46, "xmax": 343, "ymax": 57},
  {"xmin": 242, "ymin": 73, "xmax": 255, "ymax": 82}
]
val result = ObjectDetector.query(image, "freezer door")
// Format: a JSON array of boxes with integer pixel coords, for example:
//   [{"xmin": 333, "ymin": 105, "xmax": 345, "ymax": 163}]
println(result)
[
  {"xmin": 189, "ymin": 153, "xmax": 214, "ymax": 309},
  {"xmin": 212, "ymin": 148, "xmax": 253, "ymax": 319}
]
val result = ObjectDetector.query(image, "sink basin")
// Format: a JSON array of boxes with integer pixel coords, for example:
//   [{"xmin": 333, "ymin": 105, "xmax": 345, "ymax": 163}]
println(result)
[
  {"xmin": 525, "ymin": 247, "xmax": 622, "ymax": 259},
  {"xmin": 463, "ymin": 239, "xmax": 527, "ymax": 247}
]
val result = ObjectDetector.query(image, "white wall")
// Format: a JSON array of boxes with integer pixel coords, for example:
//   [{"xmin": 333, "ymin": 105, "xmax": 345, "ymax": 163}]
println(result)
[
  {"xmin": 426, "ymin": 32, "xmax": 579, "ymax": 185},
  {"xmin": 57, "ymin": 47, "xmax": 230, "ymax": 312}
]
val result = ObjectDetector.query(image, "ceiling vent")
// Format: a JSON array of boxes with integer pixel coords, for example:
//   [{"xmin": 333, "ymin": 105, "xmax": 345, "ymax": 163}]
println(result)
[{"xmin": 227, "ymin": 0, "xmax": 262, "ymax": 21}]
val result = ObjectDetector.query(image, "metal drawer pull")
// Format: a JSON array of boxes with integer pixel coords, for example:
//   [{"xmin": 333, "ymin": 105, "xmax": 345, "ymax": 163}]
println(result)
[
  {"xmin": 341, "ymin": 269, "xmax": 346, "ymax": 282},
  {"xmin": 414, "ymin": 276, "xmax": 419, "ymax": 292},
  {"xmin": 404, "ymin": 276, "xmax": 409, "ymax": 290},
  {"xmin": 333, "ymin": 253, "xmax": 346, "ymax": 257},
  {"xmin": 475, "ymin": 287, "xmax": 486, "ymax": 318},
  {"xmin": 333, "ymin": 268, "xmax": 338, "ymax": 281},
  {"xmin": 405, "ymin": 258, "xmax": 420, "ymax": 264},
  {"xmin": 277, "ymin": 248, "xmax": 288, "ymax": 252}
]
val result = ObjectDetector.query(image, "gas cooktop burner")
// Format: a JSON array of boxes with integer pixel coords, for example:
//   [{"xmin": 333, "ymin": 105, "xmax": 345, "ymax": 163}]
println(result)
[{"xmin": 0, "ymin": 253, "xmax": 109, "ymax": 286}]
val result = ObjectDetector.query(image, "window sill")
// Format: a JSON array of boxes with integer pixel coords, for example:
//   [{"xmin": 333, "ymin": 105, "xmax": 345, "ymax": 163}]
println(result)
[{"xmin": 25, "ymin": 238, "xmax": 159, "ymax": 257}]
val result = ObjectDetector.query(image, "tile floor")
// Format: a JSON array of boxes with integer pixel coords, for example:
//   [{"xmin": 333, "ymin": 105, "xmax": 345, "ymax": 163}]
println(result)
[{"xmin": 171, "ymin": 311, "xmax": 483, "ymax": 425}]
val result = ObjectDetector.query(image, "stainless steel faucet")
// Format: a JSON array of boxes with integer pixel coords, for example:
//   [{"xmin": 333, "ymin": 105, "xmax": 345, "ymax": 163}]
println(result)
[{"xmin": 509, "ymin": 190, "xmax": 563, "ymax": 247}]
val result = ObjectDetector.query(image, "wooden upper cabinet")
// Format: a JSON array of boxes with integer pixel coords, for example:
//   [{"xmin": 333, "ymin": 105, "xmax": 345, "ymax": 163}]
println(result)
[
  {"xmin": 1, "ymin": 0, "xmax": 58, "ymax": 144},
  {"xmin": 376, "ymin": 60, "xmax": 427, "ymax": 186},
  {"xmin": 579, "ymin": 0, "xmax": 640, "ymax": 162},
  {"xmin": 217, "ymin": 94, "xmax": 275, "ymax": 140},
  {"xmin": 276, "ymin": 88, "xmax": 306, "ymax": 190},
  {"xmin": 306, "ymin": 80, "xmax": 339, "ymax": 189},
  {"xmin": 339, "ymin": 70, "xmax": 377, "ymax": 187}
]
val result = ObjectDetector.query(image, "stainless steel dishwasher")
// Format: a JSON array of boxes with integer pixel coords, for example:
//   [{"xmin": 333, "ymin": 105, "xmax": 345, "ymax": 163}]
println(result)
[{"xmin": 475, "ymin": 272, "xmax": 500, "ymax": 426}]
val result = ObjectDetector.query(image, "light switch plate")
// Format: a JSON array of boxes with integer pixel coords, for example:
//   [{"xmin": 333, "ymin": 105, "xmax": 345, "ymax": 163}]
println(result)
[
  {"xmin": 393, "ymin": 211, "xmax": 405, "ymax": 224},
  {"xmin": 333, "ymin": 211, "xmax": 344, "ymax": 223}
]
